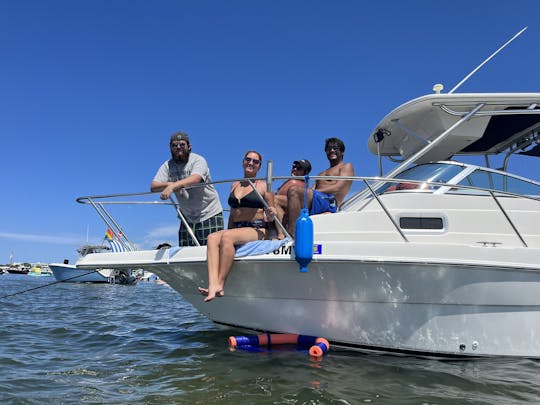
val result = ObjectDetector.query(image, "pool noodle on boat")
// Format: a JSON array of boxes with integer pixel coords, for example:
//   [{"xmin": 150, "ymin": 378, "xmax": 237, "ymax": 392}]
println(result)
[{"xmin": 229, "ymin": 333, "xmax": 329, "ymax": 357}]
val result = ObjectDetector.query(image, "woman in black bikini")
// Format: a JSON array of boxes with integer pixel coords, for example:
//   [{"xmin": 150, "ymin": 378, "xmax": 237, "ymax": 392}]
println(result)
[{"xmin": 199, "ymin": 150, "xmax": 277, "ymax": 302}]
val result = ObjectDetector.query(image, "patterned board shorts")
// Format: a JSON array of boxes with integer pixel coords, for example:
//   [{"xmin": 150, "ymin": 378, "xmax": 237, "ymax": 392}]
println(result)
[{"xmin": 178, "ymin": 212, "xmax": 224, "ymax": 246}]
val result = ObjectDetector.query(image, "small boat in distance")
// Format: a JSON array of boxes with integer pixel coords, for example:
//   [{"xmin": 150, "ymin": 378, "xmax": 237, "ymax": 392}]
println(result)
[
  {"xmin": 50, "ymin": 245, "xmax": 113, "ymax": 283},
  {"xmin": 50, "ymin": 244, "xmax": 140, "ymax": 284},
  {"xmin": 28, "ymin": 263, "xmax": 53, "ymax": 277},
  {"xmin": 6, "ymin": 264, "xmax": 30, "ymax": 275},
  {"xmin": 5, "ymin": 252, "xmax": 30, "ymax": 275}
]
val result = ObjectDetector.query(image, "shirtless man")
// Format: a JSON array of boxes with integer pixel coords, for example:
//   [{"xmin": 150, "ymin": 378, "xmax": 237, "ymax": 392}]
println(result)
[{"xmin": 286, "ymin": 138, "xmax": 354, "ymax": 236}]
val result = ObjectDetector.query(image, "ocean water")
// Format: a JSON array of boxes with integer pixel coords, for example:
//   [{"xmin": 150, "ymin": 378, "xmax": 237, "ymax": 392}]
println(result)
[{"xmin": 1, "ymin": 274, "xmax": 539, "ymax": 404}]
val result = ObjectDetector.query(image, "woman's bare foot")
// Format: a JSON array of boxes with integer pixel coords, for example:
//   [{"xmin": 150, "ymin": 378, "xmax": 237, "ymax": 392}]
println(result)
[
  {"xmin": 204, "ymin": 288, "xmax": 224, "ymax": 302},
  {"xmin": 198, "ymin": 286, "xmax": 209, "ymax": 295},
  {"xmin": 198, "ymin": 286, "xmax": 224, "ymax": 301}
]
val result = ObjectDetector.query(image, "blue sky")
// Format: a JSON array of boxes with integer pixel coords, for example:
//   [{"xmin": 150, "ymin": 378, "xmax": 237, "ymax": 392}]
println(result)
[{"xmin": 1, "ymin": 0, "xmax": 539, "ymax": 264}]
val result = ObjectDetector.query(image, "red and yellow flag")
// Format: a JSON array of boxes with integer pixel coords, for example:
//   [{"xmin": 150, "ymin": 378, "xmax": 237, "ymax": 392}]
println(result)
[{"xmin": 105, "ymin": 229, "xmax": 114, "ymax": 240}]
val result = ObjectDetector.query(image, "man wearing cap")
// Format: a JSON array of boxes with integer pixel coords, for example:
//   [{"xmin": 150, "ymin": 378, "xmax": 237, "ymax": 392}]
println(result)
[
  {"xmin": 286, "ymin": 137, "xmax": 354, "ymax": 237},
  {"xmin": 151, "ymin": 131, "xmax": 224, "ymax": 246},
  {"xmin": 277, "ymin": 159, "xmax": 312, "ymax": 197},
  {"xmin": 274, "ymin": 159, "xmax": 312, "ymax": 237}
]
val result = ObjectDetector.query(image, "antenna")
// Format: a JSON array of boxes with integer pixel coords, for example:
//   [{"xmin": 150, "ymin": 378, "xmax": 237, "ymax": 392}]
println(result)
[{"xmin": 448, "ymin": 26, "xmax": 527, "ymax": 94}]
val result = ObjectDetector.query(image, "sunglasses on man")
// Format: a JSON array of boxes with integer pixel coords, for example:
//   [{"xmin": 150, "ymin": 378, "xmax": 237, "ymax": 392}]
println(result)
[
  {"xmin": 325, "ymin": 144, "xmax": 341, "ymax": 152},
  {"xmin": 171, "ymin": 142, "xmax": 189, "ymax": 149},
  {"xmin": 243, "ymin": 157, "xmax": 261, "ymax": 165}
]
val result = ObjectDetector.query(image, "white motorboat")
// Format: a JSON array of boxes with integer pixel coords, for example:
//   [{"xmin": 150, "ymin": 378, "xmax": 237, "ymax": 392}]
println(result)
[
  {"xmin": 75, "ymin": 91, "xmax": 540, "ymax": 358},
  {"xmin": 50, "ymin": 244, "xmax": 140, "ymax": 284}
]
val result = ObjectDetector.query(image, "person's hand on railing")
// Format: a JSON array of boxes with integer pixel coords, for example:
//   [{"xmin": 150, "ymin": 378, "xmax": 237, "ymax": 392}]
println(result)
[
  {"xmin": 263, "ymin": 206, "xmax": 277, "ymax": 222},
  {"xmin": 160, "ymin": 183, "xmax": 182, "ymax": 200}
]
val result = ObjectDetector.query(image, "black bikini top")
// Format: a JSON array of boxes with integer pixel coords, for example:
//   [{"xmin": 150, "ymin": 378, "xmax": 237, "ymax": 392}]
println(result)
[{"xmin": 228, "ymin": 187, "xmax": 265, "ymax": 209}]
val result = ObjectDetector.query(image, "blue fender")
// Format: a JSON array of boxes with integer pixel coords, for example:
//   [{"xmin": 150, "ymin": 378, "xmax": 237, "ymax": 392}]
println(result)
[{"xmin": 294, "ymin": 208, "xmax": 313, "ymax": 273}]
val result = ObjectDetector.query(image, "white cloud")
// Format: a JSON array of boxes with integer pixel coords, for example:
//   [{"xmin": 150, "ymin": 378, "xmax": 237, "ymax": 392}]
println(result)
[
  {"xmin": 138, "ymin": 225, "xmax": 178, "ymax": 249},
  {"xmin": 0, "ymin": 232, "xmax": 81, "ymax": 245},
  {"xmin": 145, "ymin": 225, "xmax": 177, "ymax": 239}
]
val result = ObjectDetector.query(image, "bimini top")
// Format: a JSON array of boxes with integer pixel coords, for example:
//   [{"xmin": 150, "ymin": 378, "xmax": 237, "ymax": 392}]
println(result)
[{"xmin": 368, "ymin": 93, "xmax": 540, "ymax": 164}]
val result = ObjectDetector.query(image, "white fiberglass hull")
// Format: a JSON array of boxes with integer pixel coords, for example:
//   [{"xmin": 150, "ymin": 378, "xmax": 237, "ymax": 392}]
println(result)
[
  {"xmin": 49, "ymin": 263, "xmax": 136, "ymax": 284},
  {"xmin": 152, "ymin": 258, "xmax": 540, "ymax": 358},
  {"xmin": 76, "ymin": 243, "xmax": 540, "ymax": 358},
  {"xmin": 49, "ymin": 263, "xmax": 113, "ymax": 283}
]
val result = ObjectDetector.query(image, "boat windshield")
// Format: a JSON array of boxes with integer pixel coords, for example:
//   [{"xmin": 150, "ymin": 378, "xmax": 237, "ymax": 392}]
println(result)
[
  {"xmin": 77, "ymin": 245, "xmax": 110, "ymax": 256},
  {"xmin": 456, "ymin": 169, "xmax": 540, "ymax": 196},
  {"xmin": 379, "ymin": 163, "xmax": 465, "ymax": 193}
]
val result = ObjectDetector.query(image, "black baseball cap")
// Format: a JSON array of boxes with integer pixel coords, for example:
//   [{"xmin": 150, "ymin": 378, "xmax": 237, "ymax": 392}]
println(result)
[{"xmin": 293, "ymin": 159, "xmax": 312, "ymax": 174}]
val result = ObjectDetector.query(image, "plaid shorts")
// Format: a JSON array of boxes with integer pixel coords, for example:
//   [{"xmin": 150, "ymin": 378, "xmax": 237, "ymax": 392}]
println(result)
[{"xmin": 178, "ymin": 212, "xmax": 224, "ymax": 246}]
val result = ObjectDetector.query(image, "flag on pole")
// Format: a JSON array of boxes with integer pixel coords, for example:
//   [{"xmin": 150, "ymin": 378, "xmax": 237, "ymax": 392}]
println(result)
[
  {"xmin": 104, "ymin": 228, "xmax": 133, "ymax": 252},
  {"xmin": 105, "ymin": 229, "xmax": 114, "ymax": 240}
]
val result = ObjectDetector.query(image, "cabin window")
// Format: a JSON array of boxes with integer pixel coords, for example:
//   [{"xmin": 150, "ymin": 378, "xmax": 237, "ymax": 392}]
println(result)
[
  {"xmin": 399, "ymin": 217, "xmax": 444, "ymax": 229},
  {"xmin": 379, "ymin": 163, "xmax": 465, "ymax": 194},
  {"xmin": 458, "ymin": 169, "xmax": 540, "ymax": 195}
]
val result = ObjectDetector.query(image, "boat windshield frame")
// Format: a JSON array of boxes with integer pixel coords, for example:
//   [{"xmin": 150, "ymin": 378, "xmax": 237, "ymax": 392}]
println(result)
[
  {"xmin": 361, "ymin": 161, "xmax": 540, "ymax": 197},
  {"xmin": 374, "ymin": 162, "xmax": 466, "ymax": 194}
]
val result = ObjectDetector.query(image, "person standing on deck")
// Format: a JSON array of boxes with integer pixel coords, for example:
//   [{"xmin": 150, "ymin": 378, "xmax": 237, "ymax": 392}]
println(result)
[{"xmin": 151, "ymin": 131, "xmax": 224, "ymax": 246}]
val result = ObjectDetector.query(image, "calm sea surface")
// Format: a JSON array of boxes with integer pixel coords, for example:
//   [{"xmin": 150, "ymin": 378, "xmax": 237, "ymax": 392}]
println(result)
[{"xmin": 1, "ymin": 274, "xmax": 539, "ymax": 404}]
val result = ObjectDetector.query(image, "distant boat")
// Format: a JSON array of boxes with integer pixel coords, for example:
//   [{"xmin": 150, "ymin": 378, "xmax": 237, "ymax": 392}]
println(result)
[
  {"xmin": 6, "ymin": 265, "xmax": 30, "ymax": 275},
  {"xmin": 28, "ymin": 264, "xmax": 52, "ymax": 277},
  {"xmin": 49, "ymin": 262, "xmax": 114, "ymax": 283},
  {"xmin": 49, "ymin": 244, "xmax": 140, "ymax": 284}
]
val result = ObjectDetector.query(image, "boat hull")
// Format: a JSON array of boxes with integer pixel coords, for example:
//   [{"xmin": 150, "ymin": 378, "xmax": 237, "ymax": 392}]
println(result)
[
  {"xmin": 6, "ymin": 269, "xmax": 29, "ymax": 275},
  {"xmin": 147, "ymin": 256, "xmax": 540, "ymax": 358},
  {"xmin": 49, "ymin": 263, "xmax": 112, "ymax": 283}
]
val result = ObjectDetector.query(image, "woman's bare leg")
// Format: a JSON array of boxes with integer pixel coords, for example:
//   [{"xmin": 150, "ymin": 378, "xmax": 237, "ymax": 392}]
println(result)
[
  {"xmin": 200, "ymin": 231, "xmax": 225, "ymax": 301},
  {"xmin": 215, "ymin": 232, "xmax": 236, "ymax": 294},
  {"xmin": 204, "ymin": 227, "xmax": 263, "ymax": 302}
]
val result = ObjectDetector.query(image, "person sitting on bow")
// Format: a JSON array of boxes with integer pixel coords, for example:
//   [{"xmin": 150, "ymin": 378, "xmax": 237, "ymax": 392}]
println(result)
[
  {"xmin": 199, "ymin": 150, "xmax": 277, "ymax": 302},
  {"xmin": 286, "ymin": 137, "xmax": 354, "ymax": 236},
  {"xmin": 274, "ymin": 159, "xmax": 312, "ymax": 235}
]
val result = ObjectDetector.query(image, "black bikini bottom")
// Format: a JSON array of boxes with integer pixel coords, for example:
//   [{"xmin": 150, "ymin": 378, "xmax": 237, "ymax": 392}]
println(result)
[{"xmin": 232, "ymin": 220, "xmax": 267, "ymax": 229}]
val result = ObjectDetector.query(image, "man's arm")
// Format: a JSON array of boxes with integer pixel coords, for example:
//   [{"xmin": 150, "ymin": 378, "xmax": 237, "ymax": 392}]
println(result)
[
  {"xmin": 152, "ymin": 174, "xmax": 204, "ymax": 200},
  {"xmin": 150, "ymin": 180, "xmax": 167, "ymax": 192},
  {"xmin": 314, "ymin": 163, "xmax": 355, "ymax": 196}
]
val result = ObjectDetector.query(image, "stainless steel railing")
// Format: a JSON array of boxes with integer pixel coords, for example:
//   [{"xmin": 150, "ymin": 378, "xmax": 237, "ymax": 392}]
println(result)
[{"xmin": 76, "ymin": 174, "xmax": 540, "ymax": 249}]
